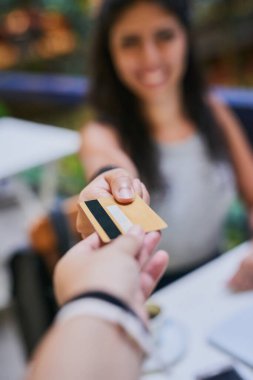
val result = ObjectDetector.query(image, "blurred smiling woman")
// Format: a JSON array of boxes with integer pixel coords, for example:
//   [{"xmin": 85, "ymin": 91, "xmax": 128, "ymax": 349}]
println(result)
[{"xmin": 78, "ymin": 0, "xmax": 253, "ymax": 287}]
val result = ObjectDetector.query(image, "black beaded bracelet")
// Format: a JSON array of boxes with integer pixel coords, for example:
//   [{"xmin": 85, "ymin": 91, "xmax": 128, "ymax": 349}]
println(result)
[{"xmin": 89, "ymin": 165, "xmax": 119, "ymax": 182}]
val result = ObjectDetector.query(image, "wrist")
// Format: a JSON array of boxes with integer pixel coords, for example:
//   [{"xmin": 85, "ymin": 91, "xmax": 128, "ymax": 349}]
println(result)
[
  {"xmin": 89, "ymin": 165, "xmax": 119, "ymax": 182},
  {"xmin": 56, "ymin": 290, "xmax": 152, "ymax": 356}
]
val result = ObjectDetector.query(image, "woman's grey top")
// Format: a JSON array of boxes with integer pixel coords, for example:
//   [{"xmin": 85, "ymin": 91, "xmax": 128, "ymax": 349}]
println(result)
[{"xmin": 151, "ymin": 134, "xmax": 236, "ymax": 272}]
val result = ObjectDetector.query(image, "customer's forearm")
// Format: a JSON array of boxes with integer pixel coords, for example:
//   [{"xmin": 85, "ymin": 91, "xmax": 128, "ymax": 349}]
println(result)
[{"xmin": 27, "ymin": 316, "xmax": 143, "ymax": 380}]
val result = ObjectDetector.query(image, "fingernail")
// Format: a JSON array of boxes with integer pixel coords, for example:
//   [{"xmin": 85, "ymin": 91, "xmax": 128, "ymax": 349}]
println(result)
[
  {"xmin": 127, "ymin": 225, "xmax": 144, "ymax": 237},
  {"xmin": 118, "ymin": 187, "xmax": 133, "ymax": 199}
]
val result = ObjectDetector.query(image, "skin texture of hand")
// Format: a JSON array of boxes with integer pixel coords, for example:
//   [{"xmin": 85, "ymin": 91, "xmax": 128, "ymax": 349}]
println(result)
[
  {"xmin": 228, "ymin": 252, "xmax": 253, "ymax": 292},
  {"xmin": 54, "ymin": 226, "xmax": 168, "ymax": 322},
  {"xmin": 76, "ymin": 168, "xmax": 150, "ymax": 238}
]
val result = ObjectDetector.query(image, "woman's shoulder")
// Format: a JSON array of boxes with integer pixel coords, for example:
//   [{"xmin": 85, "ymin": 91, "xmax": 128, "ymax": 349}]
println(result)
[{"xmin": 207, "ymin": 93, "xmax": 240, "ymax": 130}]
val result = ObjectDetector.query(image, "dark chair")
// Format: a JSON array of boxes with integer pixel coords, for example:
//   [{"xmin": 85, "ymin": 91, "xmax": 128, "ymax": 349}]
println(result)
[
  {"xmin": 9, "ymin": 196, "xmax": 80, "ymax": 356},
  {"xmin": 10, "ymin": 250, "xmax": 57, "ymax": 357}
]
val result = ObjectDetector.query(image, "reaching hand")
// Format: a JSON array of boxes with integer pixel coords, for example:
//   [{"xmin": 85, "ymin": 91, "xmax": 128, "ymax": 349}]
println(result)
[
  {"xmin": 54, "ymin": 226, "xmax": 168, "ymax": 323},
  {"xmin": 76, "ymin": 168, "xmax": 150, "ymax": 238}
]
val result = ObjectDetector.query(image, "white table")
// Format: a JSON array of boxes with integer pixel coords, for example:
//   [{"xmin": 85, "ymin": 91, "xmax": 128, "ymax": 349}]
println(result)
[
  {"xmin": 0, "ymin": 117, "xmax": 80, "ymax": 179},
  {"xmin": 143, "ymin": 242, "xmax": 253, "ymax": 380}
]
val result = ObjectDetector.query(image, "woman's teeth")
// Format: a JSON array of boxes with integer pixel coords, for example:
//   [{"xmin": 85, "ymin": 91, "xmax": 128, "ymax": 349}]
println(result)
[{"xmin": 141, "ymin": 70, "xmax": 165, "ymax": 86}]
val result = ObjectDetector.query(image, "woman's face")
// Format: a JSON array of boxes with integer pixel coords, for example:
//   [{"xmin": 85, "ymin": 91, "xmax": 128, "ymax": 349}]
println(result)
[{"xmin": 109, "ymin": 1, "xmax": 188, "ymax": 104}]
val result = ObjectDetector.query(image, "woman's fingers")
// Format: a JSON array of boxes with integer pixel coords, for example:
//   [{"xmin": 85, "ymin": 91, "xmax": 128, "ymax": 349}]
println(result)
[
  {"xmin": 228, "ymin": 271, "xmax": 253, "ymax": 291},
  {"xmin": 105, "ymin": 168, "xmax": 135, "ymax": 203},
  {"xmin": 133, "ymin": 178, "xmax": 143, "ymax": 198},
  {"xmin": 228, "ymin": 254, "xmax": 253, "ymax": 292},
  {"xmin": 132, "ymin": 179, "xmax": 150, "ymax": 204},
  {"xmin": 141, "ymin": 182, "xmax": 150, "ymax": 204},
  {"xmin": 229, "ymin": 275, "xmax": 253, "ymax": 291}
]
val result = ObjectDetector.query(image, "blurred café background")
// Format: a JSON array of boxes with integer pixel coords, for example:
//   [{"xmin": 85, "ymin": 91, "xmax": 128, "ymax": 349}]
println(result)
[{"xmin": 0, "ymin": 0, "xmax": 252, "ymax": 379}]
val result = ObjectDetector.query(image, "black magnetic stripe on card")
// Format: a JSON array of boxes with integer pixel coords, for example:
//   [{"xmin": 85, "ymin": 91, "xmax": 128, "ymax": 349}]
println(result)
[{"xmin": 85, "ymin": 199, "xmax": 121, "ymax": 239}]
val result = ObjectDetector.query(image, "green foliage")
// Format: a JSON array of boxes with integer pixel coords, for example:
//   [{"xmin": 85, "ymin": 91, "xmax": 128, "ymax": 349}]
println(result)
[
  {"xmin": 222, "ymin": 198, "xmax": 250, "ymax": 251},
  {"xmin": 57, "ymin": 154, "xmax": 86, "ymax": 197},
  {"xmin": 0, "ymin": 102, "xmax": 9, "ymax": 117},
  {"xmin": 20, "ymin": 154, "xmax": 86, "ymax": 199}
]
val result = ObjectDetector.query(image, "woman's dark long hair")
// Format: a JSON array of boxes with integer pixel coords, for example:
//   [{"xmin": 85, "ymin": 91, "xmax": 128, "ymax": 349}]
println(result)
[{"xmin": 88, "ymin": 0, "xmax": 228, "ymax": 191}]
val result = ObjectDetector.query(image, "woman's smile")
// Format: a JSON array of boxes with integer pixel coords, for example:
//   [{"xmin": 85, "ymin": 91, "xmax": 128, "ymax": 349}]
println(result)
[{"xmin": 136, "ymin": 68, "xmax": 168, "ymax": 87}]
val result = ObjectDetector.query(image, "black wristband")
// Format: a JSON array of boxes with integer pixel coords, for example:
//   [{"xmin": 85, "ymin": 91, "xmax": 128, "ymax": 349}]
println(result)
[
  {"xmin": 63, "ymin": 290, "xmax": 143, "ymax": 326},
  {"xmin": 57, "ymin": 290, "xmax": 151, "ymax": 354},
  {"xmin": 89, "ymin": 165, "xmax": 119, "ymax": 182}
]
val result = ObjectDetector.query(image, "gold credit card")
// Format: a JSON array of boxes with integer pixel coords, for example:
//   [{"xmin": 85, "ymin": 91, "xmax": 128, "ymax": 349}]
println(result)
[{"xmin": 79, "ymin": 195, "xmax": 168, "ymax": 243}]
